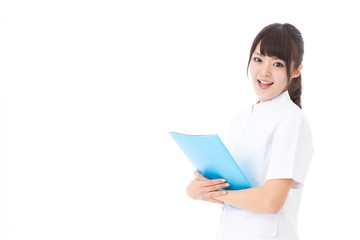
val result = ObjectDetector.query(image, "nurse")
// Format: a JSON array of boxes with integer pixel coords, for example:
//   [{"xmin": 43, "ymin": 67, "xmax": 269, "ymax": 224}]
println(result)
[{"xmin": 186, "ymin": 23, "xmax": 313, "ymax": 240}]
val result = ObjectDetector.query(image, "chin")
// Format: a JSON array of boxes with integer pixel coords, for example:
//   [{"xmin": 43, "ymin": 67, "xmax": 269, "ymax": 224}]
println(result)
[
  {"xmin": 256, "ymin": 92, "xmax": 274, "ymax": 103},
  {"xmin": 254, "ymin": 89, "xmax": 268, "ymax": 100}
]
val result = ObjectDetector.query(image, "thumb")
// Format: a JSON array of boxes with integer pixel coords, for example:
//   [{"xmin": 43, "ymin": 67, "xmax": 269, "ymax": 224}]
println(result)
[{"xmin": 194, "ymin": 170, "xmax": 206, "ymax": 180}]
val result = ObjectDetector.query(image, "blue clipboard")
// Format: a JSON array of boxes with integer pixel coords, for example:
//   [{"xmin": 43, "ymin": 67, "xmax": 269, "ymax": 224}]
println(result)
[{"xmin": 170, "ymin": 131, "xmax": 251, "ymax": 190}]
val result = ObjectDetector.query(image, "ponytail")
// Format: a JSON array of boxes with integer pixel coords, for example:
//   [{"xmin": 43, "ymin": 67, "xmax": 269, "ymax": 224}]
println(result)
[{"xmin": 288, "ymin": 73, "xmax": 302, "ymax": 109}]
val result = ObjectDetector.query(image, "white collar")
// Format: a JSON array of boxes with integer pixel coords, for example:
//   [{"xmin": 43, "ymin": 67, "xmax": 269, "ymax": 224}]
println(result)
[{"xmin": 251, "ymin": 91, "xmax": 291, "ymax": 112}]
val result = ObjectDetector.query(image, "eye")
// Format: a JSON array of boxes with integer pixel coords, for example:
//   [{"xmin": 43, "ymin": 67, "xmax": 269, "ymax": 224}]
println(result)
[
  {"xmin": 253, "ymin": 57, "xmax": 262, "ymax": 62},
  {"xmin": 274, "ymin": 62, "xmax": 284, "ymax": 67}
]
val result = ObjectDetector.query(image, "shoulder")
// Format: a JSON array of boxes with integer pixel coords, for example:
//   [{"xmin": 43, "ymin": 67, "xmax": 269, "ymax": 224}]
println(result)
[
  {"xmin": 279, "ymin": 99, "xmax": 309, "ymax": 123},
  {"xmin": 274, "ymin": 100, "xmax": 312, "ymax": 136}
]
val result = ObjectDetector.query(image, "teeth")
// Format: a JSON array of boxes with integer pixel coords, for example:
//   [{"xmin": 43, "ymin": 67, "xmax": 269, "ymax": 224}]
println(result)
[{"xmin": 259, "ymin": 80, "xmax": 273, "ymax": 85}]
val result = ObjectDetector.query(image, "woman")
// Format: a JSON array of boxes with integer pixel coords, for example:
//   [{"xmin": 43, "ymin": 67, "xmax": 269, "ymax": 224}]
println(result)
[{"xmin": 186, "ymin": 23, "xmax": 313, "ymax": 240}]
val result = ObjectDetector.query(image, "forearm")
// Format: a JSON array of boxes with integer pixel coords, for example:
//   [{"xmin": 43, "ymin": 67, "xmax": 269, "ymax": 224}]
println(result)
[
  {"xmin": 214, "ymin": 179, "xmax": 293, "ymax": 214},
  {"xmin": 214, "ymin": 187, "xmax": 281, "ymax": 214},
  {"xmin": 189, "ymin": 172, "xmax": 292, "ymax": 213}
]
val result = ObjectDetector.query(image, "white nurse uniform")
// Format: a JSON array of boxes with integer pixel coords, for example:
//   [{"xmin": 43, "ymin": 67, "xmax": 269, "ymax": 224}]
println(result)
[{"xmin": 216, "ymin": 91, "xmax": 313, "ymax": 240}]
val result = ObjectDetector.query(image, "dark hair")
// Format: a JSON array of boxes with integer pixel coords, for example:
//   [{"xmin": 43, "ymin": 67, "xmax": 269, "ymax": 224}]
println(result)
[{"xmin": 247, "ymin": 23, "xmax": 304, "ymax": 109}]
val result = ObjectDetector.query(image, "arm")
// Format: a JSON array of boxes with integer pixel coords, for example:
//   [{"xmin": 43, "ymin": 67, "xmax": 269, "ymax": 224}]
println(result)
[{"xmin": 213, "ymin": 179, "xmax": 293, "ymax": 214}]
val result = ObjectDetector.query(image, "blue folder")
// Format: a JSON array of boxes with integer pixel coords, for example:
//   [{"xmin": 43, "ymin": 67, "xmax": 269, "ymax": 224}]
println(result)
[{"xmin": 170, "ymin": 131, "xmax": 251, "ymax": 190}]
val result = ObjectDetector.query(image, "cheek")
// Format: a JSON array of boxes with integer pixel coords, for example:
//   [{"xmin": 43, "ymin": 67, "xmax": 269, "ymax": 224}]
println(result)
[
  {"xmin": 249, "ymin": 62, "xmax": 258, "ymax": 79},
  {"xmin": 273, "ymin": 69, "xmax": 288, "ymax": 86}
]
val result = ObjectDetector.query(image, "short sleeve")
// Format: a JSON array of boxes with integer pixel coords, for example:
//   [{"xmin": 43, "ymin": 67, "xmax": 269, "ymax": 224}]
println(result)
[{"xmin": 266, "ymin": 116, "xmax": 313, "ymax": 189}]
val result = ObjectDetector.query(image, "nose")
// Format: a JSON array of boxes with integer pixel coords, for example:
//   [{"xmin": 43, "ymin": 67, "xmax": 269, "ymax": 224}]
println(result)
[{"xmin": 260, "ymin": 62, "xmax": 271, "ymax": 77}]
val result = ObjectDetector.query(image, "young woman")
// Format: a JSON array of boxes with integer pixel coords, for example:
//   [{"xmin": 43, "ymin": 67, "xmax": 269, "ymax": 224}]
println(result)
[{"xmin": 186, "ymin": 23, "xmax": 313, "ymax": 240}]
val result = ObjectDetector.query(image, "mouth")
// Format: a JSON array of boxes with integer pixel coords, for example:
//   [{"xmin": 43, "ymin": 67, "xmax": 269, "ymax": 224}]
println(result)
[{"xmin": 257, "ymin": 79, "xmax": 273, "ymax": 89}]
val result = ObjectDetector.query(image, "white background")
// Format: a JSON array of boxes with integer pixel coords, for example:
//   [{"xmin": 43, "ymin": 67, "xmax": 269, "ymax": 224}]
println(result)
[{"xmin": 1, "ymin": 0, "xmax": 359, "ymax": 239}]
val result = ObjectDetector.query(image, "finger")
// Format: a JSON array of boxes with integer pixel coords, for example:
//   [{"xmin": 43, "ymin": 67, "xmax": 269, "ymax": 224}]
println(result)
[
  {"xmin": 210, "ymin": 190, "xmax": 228, "ymax": 198},
  {"xmin": 203, "ymin": 178, "xmax": 227, "ymax": 187},
  {"xmin": 201, "ymin": 192, "xmax": 224, "ymax": 204},
  {"xmin": 207, "ymin": 182, "xmax": 230, "ymax": 191},
  {"xmin": 208, "ymin": 198, "xmax": 224, "ymax": 205}
]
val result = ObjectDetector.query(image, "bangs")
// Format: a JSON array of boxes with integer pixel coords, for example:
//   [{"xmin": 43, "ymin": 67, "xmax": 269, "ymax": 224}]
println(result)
[{"xmin": 259, "ymin": 27, "xmax": 295, "ymax": 67}]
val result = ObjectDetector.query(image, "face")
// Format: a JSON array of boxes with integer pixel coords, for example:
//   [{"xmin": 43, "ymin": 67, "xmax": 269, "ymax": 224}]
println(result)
[{"xmin": 249, "ymin": 43, "xmax": 289, "ymax": 103}]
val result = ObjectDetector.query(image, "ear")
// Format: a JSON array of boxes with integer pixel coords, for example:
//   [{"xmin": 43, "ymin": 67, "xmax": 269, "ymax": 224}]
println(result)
[{"xmin": 291, "ymin": 64, "xmax": 303, "ymax": 79}]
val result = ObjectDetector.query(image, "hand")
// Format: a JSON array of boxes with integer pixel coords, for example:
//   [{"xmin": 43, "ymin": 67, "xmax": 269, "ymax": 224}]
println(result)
[{"xmin": 186, "ymin": 171, "xmax": 229, "ymax": 204}]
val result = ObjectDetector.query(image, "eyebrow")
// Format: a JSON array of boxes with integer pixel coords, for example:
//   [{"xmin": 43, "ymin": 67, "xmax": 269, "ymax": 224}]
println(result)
[{"xmin": 254, "ymin": 52, "xmax": 283, "ymax": 61}]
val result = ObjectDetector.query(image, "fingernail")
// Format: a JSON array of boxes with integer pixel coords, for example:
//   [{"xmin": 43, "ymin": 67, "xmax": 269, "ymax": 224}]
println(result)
[
  {"xmin": 222, "ymin": 179, "xmax": 226, "ymax": 182},
  {"xmin": 225, "ymin": 183, "xmax": 230, "ymax": 187}
]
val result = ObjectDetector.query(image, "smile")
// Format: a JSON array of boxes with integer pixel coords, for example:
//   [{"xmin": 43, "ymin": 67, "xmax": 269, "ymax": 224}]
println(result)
[{"xmin": 257, "ymin": 79, "xmax": 273, "ymax": 89}]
